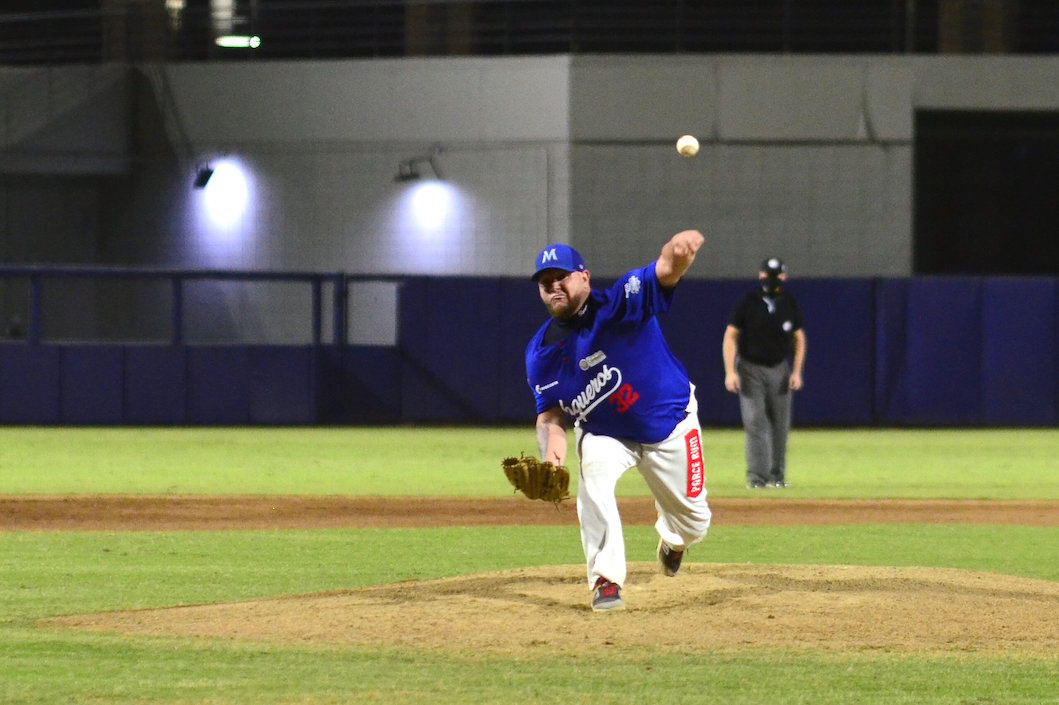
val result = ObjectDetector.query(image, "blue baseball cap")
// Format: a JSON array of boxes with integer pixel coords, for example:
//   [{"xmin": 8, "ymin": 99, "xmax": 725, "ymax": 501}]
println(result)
[{"xmin": 531, "ymin": 243, "xmax": 587, "ymax": 281}]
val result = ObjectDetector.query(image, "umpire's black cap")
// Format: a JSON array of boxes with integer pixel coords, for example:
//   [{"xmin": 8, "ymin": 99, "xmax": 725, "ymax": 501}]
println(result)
[{"xmin": 760, "ymin": 257, "xmax": 786, "ymax": 274}]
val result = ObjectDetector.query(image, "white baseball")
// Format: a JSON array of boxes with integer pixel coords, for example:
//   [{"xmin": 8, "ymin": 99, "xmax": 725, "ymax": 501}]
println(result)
[{"xmin": 676, "ymin": 134, "xmax": 699, "ymax": 157}]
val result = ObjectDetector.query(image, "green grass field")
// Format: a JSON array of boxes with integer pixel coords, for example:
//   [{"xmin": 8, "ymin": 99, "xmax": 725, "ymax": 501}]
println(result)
[
  {"xmin": 1, "ymin": 426, "xmax": 1057, "ymax": 705},
  {"xmin": 2, "ymin": 426, "xmax": 1057, "ymax": 499}
]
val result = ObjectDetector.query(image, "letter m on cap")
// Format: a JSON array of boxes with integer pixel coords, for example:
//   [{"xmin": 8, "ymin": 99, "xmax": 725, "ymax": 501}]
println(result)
[{"xmin": 541, "ymin": 248, "xmax": 558, "ymax": 264}]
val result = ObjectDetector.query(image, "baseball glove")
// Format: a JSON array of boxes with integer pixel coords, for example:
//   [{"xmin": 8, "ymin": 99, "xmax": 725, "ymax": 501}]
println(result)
[{"xmin": 502, "ymin": 454, "xmax": 570, "ymax": 505}]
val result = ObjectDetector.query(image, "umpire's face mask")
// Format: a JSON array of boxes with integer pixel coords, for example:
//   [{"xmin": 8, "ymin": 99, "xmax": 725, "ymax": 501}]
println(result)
[{"xmin": 762, "ymin": 273, "xmax": 783, "ymax": 296}]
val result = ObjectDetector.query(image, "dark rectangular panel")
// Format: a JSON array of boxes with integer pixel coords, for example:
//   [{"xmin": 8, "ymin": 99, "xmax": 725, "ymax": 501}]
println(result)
[
  {"xmin": 981, "ymin": 278, "xmax": 1056, "ymax": 424},
  {"xmin": 124, "ymin": 346, "xmax": 187, "ymax": 424},
  {"xmin": 248, "ymin": 346, "xmax": 315, "ymax": 424},
  {"xmin": 915, "ymin": 110, "xmax": 1059, "ymax": 275},
  {"xmin": 787, "ymin": 279, "xmax": 875, "ymax": 426},
  {"xmin": 341, "ymin": 347, "xmax": 403, "ymax": 424},
  {"xmin": 904, "ymin": 278, "xmax": 982, "ymax": 424},
  {"xmin": 0, "ymin": 344, "xmax": 61, "ymax": 423},
  {"xmin": 186, "ymin": 347, "xmax": 250, "ymax": 424},
  {"xmin": 59, "ymin": 346, "xmax": 124, "ymax": 424},
  {"xmin": 399, "ymin": 277, "xmax": 503, "ymax": 422}
]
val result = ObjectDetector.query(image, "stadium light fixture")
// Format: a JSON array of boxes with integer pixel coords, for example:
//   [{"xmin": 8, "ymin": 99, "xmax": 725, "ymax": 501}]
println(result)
[
  {"xmin": 193, "ymin": 165, "xmax": 214, "ymax": 189},
  {"xmin": 394, "ymin": 145, "xmax": 444, "ymax": 183}
]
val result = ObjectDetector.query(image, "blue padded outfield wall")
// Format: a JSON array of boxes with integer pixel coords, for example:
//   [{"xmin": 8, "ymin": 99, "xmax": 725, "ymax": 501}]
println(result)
[{"xmin": 0, "ymin": 275, "xmax": 1057, "ymax": 427}]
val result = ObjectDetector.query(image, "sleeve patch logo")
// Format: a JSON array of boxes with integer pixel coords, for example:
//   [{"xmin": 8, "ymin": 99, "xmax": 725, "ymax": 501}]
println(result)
[{"xmin": 624, "ymin": 275, "xmax": 641, "ymax": 299}]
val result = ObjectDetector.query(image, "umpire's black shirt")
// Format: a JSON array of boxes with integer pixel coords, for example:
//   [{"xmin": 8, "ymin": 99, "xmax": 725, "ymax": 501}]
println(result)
[{"xmin": 729, "ymin": 289, "xmax": 804, "ymax": 366}]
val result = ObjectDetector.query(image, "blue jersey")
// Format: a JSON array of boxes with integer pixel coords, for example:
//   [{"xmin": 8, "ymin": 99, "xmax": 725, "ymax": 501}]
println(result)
[{"xmin": 525, "ymin": 264, "xmax": 692, "ymax": 444}]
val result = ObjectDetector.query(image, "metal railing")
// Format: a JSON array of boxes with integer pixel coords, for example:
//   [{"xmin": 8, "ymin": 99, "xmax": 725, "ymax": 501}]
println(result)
[
  {"xmin": 0, "ymin": 265, "xmax": 358, "ymax": 346},
  {"xmin": 1, "ymin": 0, "xmax": 1056, "ymax": 66}
]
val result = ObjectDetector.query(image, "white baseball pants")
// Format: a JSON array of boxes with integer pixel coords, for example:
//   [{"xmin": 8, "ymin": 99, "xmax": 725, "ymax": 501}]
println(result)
[{"xmin": 575, "ymin": 390, "xmax": 712, "ymax": 589}]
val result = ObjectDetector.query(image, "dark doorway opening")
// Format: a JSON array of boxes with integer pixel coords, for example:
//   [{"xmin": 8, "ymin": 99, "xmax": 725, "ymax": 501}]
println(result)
[{"xmin": 914, "ymin": 110, "xmax": 1059, "ymax": 275}]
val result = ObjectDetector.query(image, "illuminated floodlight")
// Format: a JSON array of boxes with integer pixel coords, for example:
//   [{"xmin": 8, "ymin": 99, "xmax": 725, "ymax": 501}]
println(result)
[
  {"xmin": 386, "ymin": 180, "xmax": 469, "ymax": 272},
  {"xmin": 410, "ymin": 181, "xmax": 453, "ymax": 230},
  {"xmin": 201, "ymin": 159, "xmax": 249, "ymax": 229},
  {"xmin": 215, "ymin": 34, "xmax": 261, "ymax": 48}
]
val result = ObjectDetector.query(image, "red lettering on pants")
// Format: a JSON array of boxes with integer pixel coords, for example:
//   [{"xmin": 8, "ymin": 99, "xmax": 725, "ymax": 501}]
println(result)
[{"xmin": 685, "ymin": 429, "xmax": 705, "ymax": 498}]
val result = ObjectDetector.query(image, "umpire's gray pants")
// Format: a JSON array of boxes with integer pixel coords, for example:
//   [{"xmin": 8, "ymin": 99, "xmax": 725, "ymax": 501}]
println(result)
[{"xmin": 737, "ymin": 358, "xmax": 791, "ymax": 485}]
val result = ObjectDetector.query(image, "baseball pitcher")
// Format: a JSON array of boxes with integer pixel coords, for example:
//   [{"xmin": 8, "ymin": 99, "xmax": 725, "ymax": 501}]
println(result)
[{"xmin": 524, "ymin": 230, "xmax": 712, "ymax": 611}]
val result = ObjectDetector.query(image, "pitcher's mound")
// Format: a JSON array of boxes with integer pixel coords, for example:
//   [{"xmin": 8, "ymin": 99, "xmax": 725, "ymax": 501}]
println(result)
[{"xmin": 48, "ymin": 563, "xmax": 1059, "ymax": 655}]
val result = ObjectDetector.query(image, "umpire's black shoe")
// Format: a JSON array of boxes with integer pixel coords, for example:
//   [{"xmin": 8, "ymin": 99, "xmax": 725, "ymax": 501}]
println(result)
[
  {"xmin": 591, "ymin": 578, "xmax": 625, "ymax": 611},
  {"xmin": 657, "ymin": 539, "xmax": 684, "ymax": 577},
  {"xmin": 747, "ymin": 479, "xmax": 767, "ymax": 489}
]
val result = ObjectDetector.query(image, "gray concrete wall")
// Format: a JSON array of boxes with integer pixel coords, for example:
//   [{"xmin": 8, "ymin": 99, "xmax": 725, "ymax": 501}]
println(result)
[
  {"xmin": 567, "ymin": 56, "xmax": 915, "ymax": 277},
  {"xmin": 4, "ymin": 54, "xmax": 1059, "ymax": 340},
  {"xmin": 129, "ymin": 54, "xmax": 1059, "ymax": 280},
  {"xmin": 150, "ymin": 57, "xmax": 571, "ymax": 278}
]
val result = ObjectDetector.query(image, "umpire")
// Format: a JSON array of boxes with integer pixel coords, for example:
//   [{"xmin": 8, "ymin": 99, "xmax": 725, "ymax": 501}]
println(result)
[{"xmin": 722, "ymin": 257, "xmax": 806, "ymax": 488}]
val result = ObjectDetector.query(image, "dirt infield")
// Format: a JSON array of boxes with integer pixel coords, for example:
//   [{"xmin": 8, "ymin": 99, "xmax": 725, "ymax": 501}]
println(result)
[
  {"xmin": 15, "ymin": 495, "xmax": 1059, "ymax": 656},
  {"xmin": 4, "ymin": 495, "xmax": 1059, "ymax": 531},
  {"xmin": 49, "ymin": 563, "xmax": 1059, "ymax": 655}
]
